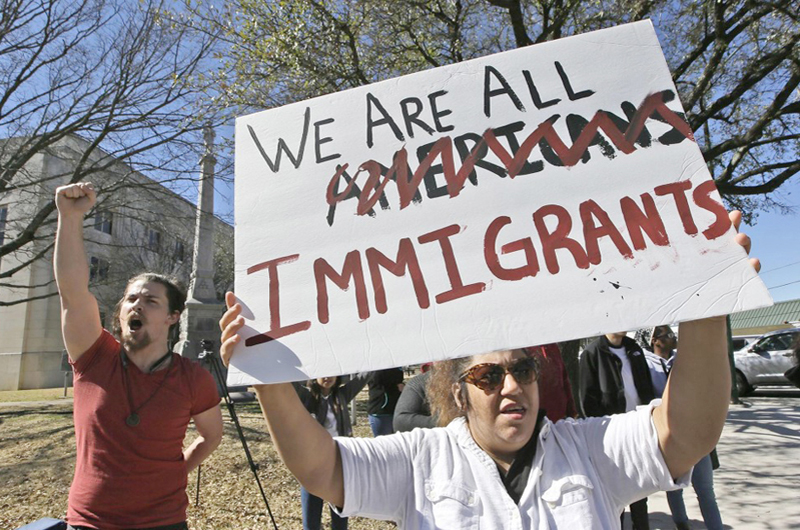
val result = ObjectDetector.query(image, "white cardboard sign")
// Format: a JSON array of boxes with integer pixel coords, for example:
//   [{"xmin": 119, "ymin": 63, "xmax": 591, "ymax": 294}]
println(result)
[{"xmin": 229, "ymin": 20, "xmax": 772, "ymax": 386}]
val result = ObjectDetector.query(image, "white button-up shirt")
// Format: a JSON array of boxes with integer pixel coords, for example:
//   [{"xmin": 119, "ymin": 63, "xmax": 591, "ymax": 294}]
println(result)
[{"xmin": 335, "ymin": 400, "xmax": 689, "ymax": 529}]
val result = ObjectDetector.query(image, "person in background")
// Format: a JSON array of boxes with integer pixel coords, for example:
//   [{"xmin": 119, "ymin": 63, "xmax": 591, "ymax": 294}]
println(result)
[
  {"xmin": 54, "ymin": 182, "xmax": 222, "ymax": 530},
  {"xmin": 526, "ymin": 343, "xmax": 578, "ymax": 422},
  {"xmin": 579, "ymin": 331, "xmax": 656, "ymax": 530},
  {"xmin": 648, "ymin": 325, "xmax": 724, "ymax": 530},
  {"xmin": 644, "ymin": 326, "xmax": 676, "ymax": 398},
  {"xmin": 393, "ymin": 369, "xmax": 437, "ymax": 432},
  {"xmin": 295, "ymin": 375, "xmax": 369, "ymax": 530},
  {"xmin": 784, "ymin": 334, "xmax": 800, "ymax": 388},
  {"xmin": 367, "ymin": 367, "xmax": 404, "ymax": 436}
]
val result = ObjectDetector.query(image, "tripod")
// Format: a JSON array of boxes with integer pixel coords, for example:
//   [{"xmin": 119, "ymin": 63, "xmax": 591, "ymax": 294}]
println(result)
[{"xmin": 197, "ymin": 340, "xmax": 279, "ymax": 530}]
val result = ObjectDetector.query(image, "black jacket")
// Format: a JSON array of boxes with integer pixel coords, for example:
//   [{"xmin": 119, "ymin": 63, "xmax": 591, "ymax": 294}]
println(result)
[
  {"xmin": 367, "ymin": 368, "xmax": 404, "ymax": 416},
  {"xmin": 294, "ymin": 374, "xmax": 369, "ymax": 437},
  {"xmin": 579, "ymin": 335, "xmax": 655, "ymax": 417}
]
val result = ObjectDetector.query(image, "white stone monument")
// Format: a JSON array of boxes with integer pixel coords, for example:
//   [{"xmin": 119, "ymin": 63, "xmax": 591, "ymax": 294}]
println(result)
[{"xmin": 178, "ymin": 125, "xmax": 225, "ymax": 360}]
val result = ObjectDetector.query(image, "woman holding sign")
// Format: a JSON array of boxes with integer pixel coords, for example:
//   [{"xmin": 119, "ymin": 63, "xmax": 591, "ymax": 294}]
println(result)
[{"xmin": 219, "ymin": 211, "xmax": 759, "ymax": 528}]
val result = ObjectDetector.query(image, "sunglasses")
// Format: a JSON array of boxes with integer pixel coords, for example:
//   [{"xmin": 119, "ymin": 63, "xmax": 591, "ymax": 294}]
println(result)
[
  {"xmin": 459, "ymin": 357, "xmax": 539, "ymax": 391},
  {"xmin": 654, "ymin": 331, "xmax": 675, "ymax": 340}
]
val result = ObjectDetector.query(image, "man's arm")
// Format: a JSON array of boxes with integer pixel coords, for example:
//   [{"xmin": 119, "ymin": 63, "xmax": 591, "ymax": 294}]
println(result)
[
  {"xmin": 393, "ymin": 374, "xmax": 436, "ymax": 431},
  {"xmin": 220, "ymin": 292, "xmax": 345, "ymax": 506},
  {"xmin": 340, "ymin": 372, "xmax": 370, "ymax": 402},
  {"xmin": 53, "ymin": 183, "xmax": 103, "ymax": 361},
  {"xmin": 184, "ymin": 405, "xmax": 223, "ymax": 472},
  {"xmin": 653, "ymin": 211, "xmax": 760, "ymax": 478}
]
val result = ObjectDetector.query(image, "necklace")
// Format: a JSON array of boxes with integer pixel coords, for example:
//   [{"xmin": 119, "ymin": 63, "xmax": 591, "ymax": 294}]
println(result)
[{"xmin": 121, "ymin": 350, "xmax": 173, "ymax": 427}]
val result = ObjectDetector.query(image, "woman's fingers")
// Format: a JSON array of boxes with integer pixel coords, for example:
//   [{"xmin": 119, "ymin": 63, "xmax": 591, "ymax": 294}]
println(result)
[
  {"xmin": 728, "ymin": 210, "xmax": 761, "ymax": 272},
  {"xmin": 225, "ymin": 290, "xmax": 237, "ymax": 310},
  {"xmin": 728, "ymin": 210, "xmax": 742, "ymax": 232},
  {"xmin": 220, "ymin": 333, "xmax": 240, "ymax": 368},
  {"xmin": 219, "ymin": 292, "xmax": 242, "ymax": 331},
  {"xmin": 734, "ymin": 232, "xmax": 751, "ymax": 256},
  {"xmin": 219, "ymin": 291, "xmax": 244, "ymax": 367},
  {"xmin": 220, "ymin": 318, "xmax": 244, "ymax": 368}
]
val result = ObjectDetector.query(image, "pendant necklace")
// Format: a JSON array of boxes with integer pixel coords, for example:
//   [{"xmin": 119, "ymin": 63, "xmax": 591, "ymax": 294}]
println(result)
[{"xmin": 122, "ymin": 350, "xmax": 173, "ymax": 427}]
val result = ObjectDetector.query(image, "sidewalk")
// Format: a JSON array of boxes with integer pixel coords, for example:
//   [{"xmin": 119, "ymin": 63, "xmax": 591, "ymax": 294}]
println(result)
[{"xmin": 632, "ymin": 394, "xmax": 800, "ymax": 530}]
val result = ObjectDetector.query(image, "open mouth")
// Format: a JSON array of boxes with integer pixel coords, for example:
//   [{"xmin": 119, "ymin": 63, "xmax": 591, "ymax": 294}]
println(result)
[
  {"xmin": 501, "ymin": 405, "xmax": 526, "ymax": 415},
  {"xmin": 129, "ymin": 318, "xmax": 143, "ymax": 331}
]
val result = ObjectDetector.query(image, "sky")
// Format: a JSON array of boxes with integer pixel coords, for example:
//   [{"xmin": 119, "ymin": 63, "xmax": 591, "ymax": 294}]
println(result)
[{"xmin": 743, "ymin": 179, "xmax": 800, "ymax": 303}]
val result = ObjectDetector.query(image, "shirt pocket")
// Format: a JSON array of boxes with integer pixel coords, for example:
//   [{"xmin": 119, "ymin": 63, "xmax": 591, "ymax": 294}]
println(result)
[
  {"xmin": 542, "ymin": 474, "xmax": 596, "ymax": 529},
  {"xmin": 424, "ymin": 480, "xmax": 480, "ymax": 530}
]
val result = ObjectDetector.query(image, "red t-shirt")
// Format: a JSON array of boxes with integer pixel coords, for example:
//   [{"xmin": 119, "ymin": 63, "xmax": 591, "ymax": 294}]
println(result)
[{"xmin": 67, "ymin": 330, "xmax": 220, "ymax": 529}]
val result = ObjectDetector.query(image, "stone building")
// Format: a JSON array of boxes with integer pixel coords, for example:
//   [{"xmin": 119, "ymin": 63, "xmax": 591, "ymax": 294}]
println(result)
[{"xmin": 0, "ymin": 135, "xmax": 233, "ymax": 390}]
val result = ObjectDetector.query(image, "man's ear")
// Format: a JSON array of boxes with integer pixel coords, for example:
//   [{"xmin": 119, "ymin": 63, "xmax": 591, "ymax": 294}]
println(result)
[{"xmin": 167, "ymin": 311, "xmax": 180, "ymax": 326}]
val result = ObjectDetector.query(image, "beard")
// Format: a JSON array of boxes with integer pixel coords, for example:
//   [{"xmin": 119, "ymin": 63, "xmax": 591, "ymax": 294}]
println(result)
[{"xmin": 122, "ymin": 329, "xmax": 152, "ymax": 352}]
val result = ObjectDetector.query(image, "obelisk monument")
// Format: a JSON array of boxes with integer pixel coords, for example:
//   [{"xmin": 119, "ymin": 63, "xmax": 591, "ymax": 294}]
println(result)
[{"xmin": 178, "ymin": 125, "xmax": 225, "ymax": 360}]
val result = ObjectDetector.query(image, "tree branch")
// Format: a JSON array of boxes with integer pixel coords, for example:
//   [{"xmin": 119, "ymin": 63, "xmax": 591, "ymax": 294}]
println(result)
[{"xmin": 486, "ymin": 0, "xmax": 532, "ymax": 47}]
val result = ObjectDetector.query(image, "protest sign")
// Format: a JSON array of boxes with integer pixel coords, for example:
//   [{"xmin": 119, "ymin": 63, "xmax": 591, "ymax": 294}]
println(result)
[{"xmin": 228, "ymin": 20, "xmax": 772, "ymax": 386}]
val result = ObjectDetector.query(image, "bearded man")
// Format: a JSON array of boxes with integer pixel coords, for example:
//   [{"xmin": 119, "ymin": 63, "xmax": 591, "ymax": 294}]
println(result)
[{"xmin": 54, "ymin": 182, "xmax": 222, "ymax": 530}]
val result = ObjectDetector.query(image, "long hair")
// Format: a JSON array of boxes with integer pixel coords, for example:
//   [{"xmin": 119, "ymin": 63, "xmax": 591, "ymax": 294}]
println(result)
[
  {"xmin": 308, "ymin": 377, "xmax": 343, "ymax": 414},
  {"xmin": 111, "ymin": 273, "xmax": 186, "ymax": 341}
]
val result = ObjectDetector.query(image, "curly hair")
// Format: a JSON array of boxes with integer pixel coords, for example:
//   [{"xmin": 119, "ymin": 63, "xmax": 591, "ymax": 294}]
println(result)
[
  {"xmin": 427, "ymin": 357, "xmax": 473, "ymax": 427},
  {"xmin": 426, "ymin": 349, "xmax": 540, "ymax": 427}
]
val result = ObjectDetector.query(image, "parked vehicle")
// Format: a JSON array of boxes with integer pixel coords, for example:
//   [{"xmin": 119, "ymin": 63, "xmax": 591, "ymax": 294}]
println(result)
[
  {"xmin": 733, "ymin": 328, "xmax": 800, "ymax": 396},
  {"xmin": 731, "ymin": 334, "xmax": 760, "ymax": 352}
]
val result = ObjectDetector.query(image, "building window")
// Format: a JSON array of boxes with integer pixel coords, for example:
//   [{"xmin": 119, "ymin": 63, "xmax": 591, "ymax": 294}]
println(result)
[
  {"xmin": 93, "ymin": 210, "xmax": 113, "ymax": 235},
  {"xmin": 90, "ymin": 256, "xmax": 109, "ymax": 281},
  {"xmin": 0, "ymin": 205, "xmax": 7, "ymax": 246},
  {"xmin": 174, "ymin": 240, "xmax": 185, "ymax": 262},
  {"xmin": 147, "ymin": 228, "xmax": 161, "ymax": 252}
]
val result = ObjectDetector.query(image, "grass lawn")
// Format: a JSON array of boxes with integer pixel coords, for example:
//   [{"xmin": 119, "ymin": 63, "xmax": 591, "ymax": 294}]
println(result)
[
  {"xmin": 0, "ymin": 390, "xmax": 395, "ymax": 530},
  {"xmin": 0, "ymin": 387, "xmax": 73, "ymax": 403}
]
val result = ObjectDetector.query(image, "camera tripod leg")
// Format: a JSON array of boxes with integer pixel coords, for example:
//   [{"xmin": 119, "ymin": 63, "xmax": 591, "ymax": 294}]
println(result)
[
  {"xmin": 195, "ymin": 464, "xmax": 201, "ymax": 507},
  {"xmin": 198, "ymin": 345, "xmax": 280, "ymax": 530}
]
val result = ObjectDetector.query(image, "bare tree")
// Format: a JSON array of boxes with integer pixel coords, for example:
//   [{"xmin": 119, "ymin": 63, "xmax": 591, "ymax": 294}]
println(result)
[{"xmin": 0, "ymin": 0, "xmax": 231, "ymax": 305}]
